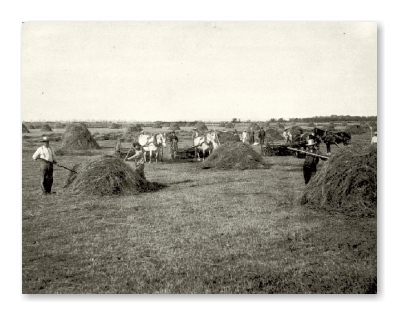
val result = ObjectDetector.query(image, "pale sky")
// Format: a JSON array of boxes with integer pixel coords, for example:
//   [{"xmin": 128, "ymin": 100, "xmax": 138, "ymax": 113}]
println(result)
[{"xmin": 22, "ymin": 22, "xmax": 377, "ymax": 122}]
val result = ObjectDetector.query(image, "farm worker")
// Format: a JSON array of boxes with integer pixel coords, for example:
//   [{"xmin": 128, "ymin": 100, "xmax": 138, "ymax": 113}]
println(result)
[
  {"xmin": 241, "ymin": 130, "xmax": 247, "ymax": 143},
  {"xmin": 125, "ymin": 145, "xmax": 146, "ymax": 178},
  {"xmin": 192, "ymin": 128, "xmax": 199, "ymax": 139},
  {"xmin": 258, "ymin": 127, "xmax": 266, "ymax": 144},
  {"xmin": 115, "ymin": 138, "xmax": 122, "ymax": 157},
  {"xmin": 169, "ymin": 131, "xmax": 179, "ymax": 160},
  {"xmin": 371, "ymin": 131, "xmax": 377, "ymax": 144},
  {"xmin": 249, "ymin": 128, "xmax": 255, "ymax": 144},
  {"xmin": 283, "ymin": 128, "xmax": 290, "ymax": 143},
  {"xmin": 303, "ymin": 139, "xmax": 320, "ymax": 185},
  {"xmin": 32, "ymin": 136, "xmax": 58, "ymax": 195}
]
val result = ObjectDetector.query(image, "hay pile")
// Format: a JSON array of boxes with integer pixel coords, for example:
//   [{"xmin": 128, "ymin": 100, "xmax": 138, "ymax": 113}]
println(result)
[
  {"xmin": 225, "ymin": 122, "xmax": 235, "ymax": 129},
  {"xmin": 22, "ymin": 124, "xmax": 30, "ymax": 133},
  {"xmin": 201, "ymin": 141, "xmax": 268, "ymax": 170},
  {"xmin": 40, "ymin": 124, "xmax": 52, "ymax": 132},
  {"xmin": 125, "ymin": 124, "xmax": 142, "ymax": 133},
  {"xmin": 194, "ymin": 122, "xmax": 208, "ymax": 131},
  {"xmin": 60, "ymin": 122, "xmax": 100, "ymax": 150},
  {"xmin": 53, "ymin": 122, "xmax": 65, "ymax": 129},
  {"xmin": 28, "ymin": 124, "xmax": 36, "ymax": 129},
  {"xmin": 169, "ymin": 122, "xmax": 181, "ymax": 131},
  {"xmin": 300, "ymin": 145, "xmax": 377, "ymax": 216},
  {"xmin": 322, "ymin": 123, "xmax": 335, "ymax": 131},
  {"xmin": 217, "ymin": 131, "xmax": 241, "ymax": 144},
  {"xmin": 185, "ymin": 121, "xmax": 197, "ymax": 127},
  {"xmin": 63, "ymin": 155, "xmax": 165, "ymax": 196},
  {"xmin": 110, "ymin": 122, "xmax": 121, "ymax": 129},
  {"xmin": 345, "ymin": 125, "xmax": 369, "ymax": 135},
  {"xmin": 153, "ymin": 121, "xmax": 163, "ymax": 128},
  {"xmin": 265, "ymin": 128, "xmax": 284, "ymax": 140},
  {"xmin": 288, "ymin": 125, "xmax": 303, "ymax": 136},
  {"xmin": 219, "ymin": 122, "xmax": 226, "ymax": 127},
  {"xmin": 248, "ymin": 122, "xmax": 260, "ymax": 131}
]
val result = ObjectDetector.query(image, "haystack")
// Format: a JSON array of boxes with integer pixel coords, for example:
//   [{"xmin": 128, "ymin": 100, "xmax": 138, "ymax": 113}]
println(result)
[
  {"xmin": 169, "ymin": 122, "xmax": 181, "ymax": 131},
  {"xmin": 288, "ymin": 125, "xmax": 303, "ymax": 136},
  {"xmin": 322, "ymin": 123, "xmax": 335, "ymax": 131},
  {"xmin": 248, "ymin": 122, "xmax": 260, "ymax": 131},
  {"xmin": 219, "ymin": 122, "xmax": 226, "ymax": 127},
  {"xmin": 300, "ymin": 145, "xmax": 377, "ymax": 216},
  {"xmin": 152, "ymin": 122, "xmax": 162, "ymax": 128},
  {"xmin": 22, "ymin": 124, "xmax": 30, "ymax": 133},
  {"xmin": 60, "ymin": 122, "xmax": 100, "ymax": 150},
  {"xmin": 53, "ymin": 122, "xmax": 65, "ymax": 129},
  {"xmin": 40, "ymin": 124, "xmax": 53, "ymax": 132},
  {"xmin": 225, "ymin": 122, "xmax": 235, "ymax": 129},
  {"xmin": 346, "ymin": 125, "xmax": 369, "ymax": 135},
  {"xmin": 201, "ymin": 142, "xmax": 268, "ymax": 170},
  {"xmin": 28, "ymin": 124, "xmax": 36, "ymax": 129},
  {"xmin": 265, "ymin": 128, "xmax": 284, "ymax": 140},
  {"xmin": 63, "ymin": 155, "xmax": 165, "ymax": 196},
  {"xmin": 194, "ymin": 122, "xmax": 208, "ymax": 131},
  {"xmin": 125, "ymin": 124, "xmax": 142, "ymax": 133},
  {"xmin": 110, "ymin": 122, "xmax": 121, "ymax": 129},
  {"xmin": 185, "ymin": 121, "xmax": 197, "ymax": 127},
  {"xmin": 217, "ymin": 131, "xmax": 241, "ymax": 144}
]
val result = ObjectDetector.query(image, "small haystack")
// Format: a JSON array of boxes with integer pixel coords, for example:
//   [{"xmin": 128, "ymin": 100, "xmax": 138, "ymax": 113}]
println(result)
[
  {"xmin": 185, "ymin": 121, "xmax": 197, "ymax": 127},
  {"xmin": 248, "ymin": 122, "xmax": 260, "ymax": 131},
  {"xmin": 322, "ymin": 123, "xmax": 335, "ymax": 131},
  {"xmin": 28, "ymin": 124, "xmax": 36, "ymax": 129},
  {"xmin": 60, "ymin": 122, "xmax": 100, "ymax": 150},
  {"xmin": 265, "ymin": 128, "xmax": 284, "ymax": 140},
  {"xmin": 40, "ymin": 124, "xmax": 53, "ymax": 132},
  {"xmin": 300, "ymin": 145, "xmax": 377, "ymax": 216},
  {"xmin": 22, "ymin": 123, "xmax": 30, "ymax": 133},
  {"xmin": 110, "ymin": 122, "xmax": 121, "ymax": 129},
  {"xmin": 169, "ymin": 122, "xmax": 181, "ymax": 131},
  {"xmin": 53, "ymin": 122, "xmax": 65, "ymax": 129},
  {"xmin": 219, "ymin": 122, "xmax": 226, "ymax": 127},
  {"xmin": 346, "ymin": 125, "xmax": 369, "ymax": 135},
  {"xmin": 225, "ymin": 122, "xmax": 235, "ymax": 129},
  {"xmin": 194, "ymin": 122, "xmax": 208, "ymax": 132},
  {"xmin": 288, "ymin": 125, "xmax": 303, "ymax": 136},
  {"xmin": 152, "ymin": 122, "xmax": 163, "ymax": 128},
  {"xmin": 201, "ymin": 142, "xmax": 268, "ymax": 170},
  {"xmin": 125, "ymin": 124, "xmax": 142, "ymax": 133},
  {"xmin": 217, "ymin": 131, "xmax": 241, "ymax": 144},
  {"xmin": 63, "ymin": 155, "xmax": 165, "ymax": 196}
]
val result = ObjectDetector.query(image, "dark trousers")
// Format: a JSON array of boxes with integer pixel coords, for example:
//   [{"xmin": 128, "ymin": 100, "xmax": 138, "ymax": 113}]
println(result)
[
  {"xmin": 259, "ymin": 138, "xmax": 265, "ymax": 144},
  {"xmin": 303, "ymin": 166, "xmax": 316, "ymax": 184},
  {"xmin": 39, "ymin": 161, "xmax": 53, "ymax": 194}
]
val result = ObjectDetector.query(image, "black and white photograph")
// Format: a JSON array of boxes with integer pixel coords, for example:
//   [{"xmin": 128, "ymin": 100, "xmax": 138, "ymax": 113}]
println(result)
[{"xmin": 20, "ymin": 21, "xmax": 378, "ymax": 295}]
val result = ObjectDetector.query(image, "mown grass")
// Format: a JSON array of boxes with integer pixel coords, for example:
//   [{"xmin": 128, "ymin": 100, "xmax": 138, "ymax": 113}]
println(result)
[{"xmin": 22, "ymin": 130, "xmax": 376, "ymax": 294}]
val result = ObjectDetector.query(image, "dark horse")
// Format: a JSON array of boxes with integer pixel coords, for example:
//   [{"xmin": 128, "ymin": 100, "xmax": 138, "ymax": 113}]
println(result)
[{"xmin": 312, "ymin": 128, "xmax": 351, "ymax": 155}]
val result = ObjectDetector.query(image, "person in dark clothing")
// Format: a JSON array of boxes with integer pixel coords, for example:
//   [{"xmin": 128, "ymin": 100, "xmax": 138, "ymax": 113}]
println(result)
[
  {"xmin": 303, "ymin": 139, "xmax": 320, "ymax": 185},
  {"xmin": 249, "ymin": 128, "xmax": 255, "ymax": 144},
  {"xmin": 258, "ymin": 127, "xmax": 266, "ymax": 144},
  {"xmin": 169, "ymin": 131, "xmax": 179, "ymax": 159}
]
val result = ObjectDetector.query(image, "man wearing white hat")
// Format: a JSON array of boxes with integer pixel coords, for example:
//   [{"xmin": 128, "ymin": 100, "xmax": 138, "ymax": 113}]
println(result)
[
  {"xmin": 32, "ymin": 136, "xmax": 58, "ymax": 195},
  {"xmin": 303, "ymin": 139, "xmax": 319, "ymax": 185}
]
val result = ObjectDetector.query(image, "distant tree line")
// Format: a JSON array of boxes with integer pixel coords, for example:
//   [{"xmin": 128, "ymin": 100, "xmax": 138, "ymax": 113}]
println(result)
[{"xmin": 268, "ymin": 115, "xmax": 377, "ymax": 123}]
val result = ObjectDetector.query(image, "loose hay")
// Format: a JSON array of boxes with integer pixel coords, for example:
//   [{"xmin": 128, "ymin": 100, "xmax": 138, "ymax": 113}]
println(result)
[
  {"xmin": 194, "ymin": 122, "xmax": 208, "ymax": 131},
  {"xmin": 300, "ymin": 145, "xmax": 377, "ymax": 216},
  {"xmin": 60, "ymin": 122, "xmax": 100, "ymax": 150},
  {"xmin": 40, "ymin": 124, "xmax": 53, "ymax": 132},
  {"xmin": 22, "ymin": 124, "xmax": 30, "ymax": 133},
  {"xmin": 201, "ymin": 141, "xmax": 268, "ymax": 170},
  {"xmin": 225, "ymin": 122, "xmax": 235, "ymax": 129},
  {"xmin": 63, "ymin": 155, "xmax": 165, "ymax": 196},
  {"xmin": 125, "ymin": 124, "xmax": 142, "ymax": 133},
  {"xmin": 217, "ymin": 131, "xmax": 241, "ymax": 144},
  {"xmin": 28, "ymin": 124, "xmax": 36, "ymax": 129},
  {"xmin": 265, "ymin": 128, "xmax": 284, "ymax": 140},
  {"xmin": 110, "ymin": 122, "xmax": 121, "ymax": 129},
  {"xmin": 346, "ymin": 125, "xmax": 370, "ymax": 135}
]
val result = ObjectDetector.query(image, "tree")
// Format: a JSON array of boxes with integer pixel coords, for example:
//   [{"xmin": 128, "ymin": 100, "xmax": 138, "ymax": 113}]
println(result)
[{"xmin": 232, "ymin": 118, "xmax": 237, "ymax": 123}]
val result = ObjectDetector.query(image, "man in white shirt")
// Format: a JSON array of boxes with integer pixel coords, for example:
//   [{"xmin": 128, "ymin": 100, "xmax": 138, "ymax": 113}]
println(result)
[
  {"xmin": 371, "ymin": 131, "xmax": 377, "ymax": 144},
  {"xmin": 125, "ymin": 145, "xmax": 145, "ymax": 178},
  {"xmin": 32, "ymin": 136, "xmax": 58, "ymax": 195}
]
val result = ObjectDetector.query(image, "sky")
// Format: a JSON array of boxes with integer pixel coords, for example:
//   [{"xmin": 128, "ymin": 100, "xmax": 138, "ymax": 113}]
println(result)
[{"xmin": 22, "ymin": 22, "xmax": 377, "ymax": 122}]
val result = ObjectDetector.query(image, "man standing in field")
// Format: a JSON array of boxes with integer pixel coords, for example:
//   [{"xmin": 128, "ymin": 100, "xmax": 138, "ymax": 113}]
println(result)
[
  {"xmin": 32, "ymin": 136, "xmax": 58, "ymax": 195},
  {"xmin": 371, "ymin": 131, "xmax": 377, "ymax": 144},
  {"xmin": 303, "ymin": 139, "xmax": 320, "ymax": 185},
  {"xmin": 258, "ymin": 127, "xmax": 266, "ymax": 145},
  {"xmin": 169, "ymin": 131, "xmax": 179, "ymax": 160},
  {"xmin": 125, "ymin": 144, "xmax": 146, "ymax": 178},
  {"xmin": 192, "ymin": 128, "xmax": 199, "ymax": 140}
]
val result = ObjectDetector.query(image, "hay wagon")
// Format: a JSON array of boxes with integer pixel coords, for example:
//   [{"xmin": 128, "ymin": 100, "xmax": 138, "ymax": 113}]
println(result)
[{"xmin": 262, "ymin": 141, "xmax": 305, "ymax": 158}]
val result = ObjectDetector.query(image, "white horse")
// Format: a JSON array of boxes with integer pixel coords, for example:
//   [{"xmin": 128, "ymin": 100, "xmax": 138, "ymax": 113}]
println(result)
[
  {"xmin": 193, "ymin": 132, "xmax": 219, "ymax": 161},
  {"xmin": 139, "ymin": 133, "xmax": 166, "ymax": 163},
  {"xmin": 282, "ymin": 129, "xmax": 292, "ymax": 143}
]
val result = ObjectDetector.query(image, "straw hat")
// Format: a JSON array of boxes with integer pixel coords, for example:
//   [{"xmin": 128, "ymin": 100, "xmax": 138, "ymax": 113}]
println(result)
[{"xmin": 306, "ymin": 139, "xmax": 316, "ymax": 146}]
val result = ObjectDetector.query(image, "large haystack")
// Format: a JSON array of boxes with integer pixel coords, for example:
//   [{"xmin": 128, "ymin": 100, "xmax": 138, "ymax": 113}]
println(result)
[
  {"xmin": 201, "ymin": 142, "xmax": 268, "ymax": 170},
  {"xmin": 63, "ymin": 155, "xmax": 165, "ymax": 196},
  {"xmin": 300, "ymin": 145, "xmax": 377, "ymax": 216},
  {"xmin": 248, "ymin": 122, "xmax": 260, "ymax": 131},
  {"xmin": 61, "ymin": 122, "xmax": 100, "ymax": 150},
  {"xmin": 22, "ymin": 124, "xmax": 30, "ymax": 133},
  {"xmin": 194, "ymin": 122, "xmax": 208, "ymax": 132},
  {"xmin": 217, "ymin": 131, "xmax": 241, "ymax": 144},
  {"xmin": 28, "ymin": 124, "xmax": 36, "ymax": 129},
  {"xmin": 40, "ymin": 124, "xmax": 53, "ymax": 132},
  {"xmin": 225, "ymin": 122, "xmax": 235, "ymax": 129},
  {"xmin": 125, "ymin": 124, "xmax": 142, "ymax": 133},
  {"xmin": 153, "ymin": 121, "xmax": 163, "ymax": 128},
  {"xmin": 288, "ymin": 125, "xmax": 303, "ymax": 136}
]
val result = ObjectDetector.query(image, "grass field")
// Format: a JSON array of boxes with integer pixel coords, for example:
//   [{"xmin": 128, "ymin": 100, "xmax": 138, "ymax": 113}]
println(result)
[{"xmin": 22, "ymin": 127, "xmax": 376, "ymax": 294}]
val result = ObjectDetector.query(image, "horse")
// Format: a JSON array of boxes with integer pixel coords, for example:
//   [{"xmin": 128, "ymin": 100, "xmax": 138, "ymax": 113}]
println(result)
[
  {"xmin": 139, "ymin": 133, "xmax": 166, "ymax": 163},
  {"xmin": 193, "ymin": 132, "xmax": 219, "ymax": 161},
  {"xmin": 282, "ymin": 130, "xmax": 292, "ymax": 143},
  {"xmin": 312, "ymin": 128, "xmax": 351, "ymax": 155}
]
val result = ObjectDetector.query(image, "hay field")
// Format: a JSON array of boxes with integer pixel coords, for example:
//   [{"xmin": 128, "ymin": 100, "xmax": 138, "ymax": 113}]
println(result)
[{"xmin": 22, "ymin": 128, "xmax": 376, "ymax": 294}]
